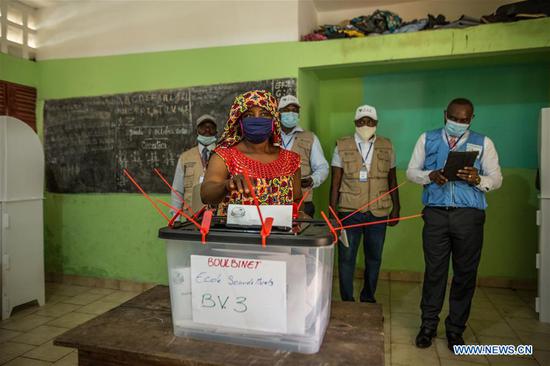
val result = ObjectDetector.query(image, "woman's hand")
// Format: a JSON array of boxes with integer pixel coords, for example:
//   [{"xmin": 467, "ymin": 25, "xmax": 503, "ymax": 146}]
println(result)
[{"xmin": 225, "ymin": 174, "xmax": 255, "ymax": 197}]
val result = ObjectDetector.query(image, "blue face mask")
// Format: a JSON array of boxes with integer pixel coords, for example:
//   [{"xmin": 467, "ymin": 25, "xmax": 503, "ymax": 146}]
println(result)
[
  {"xmin": 240, "ymin": 117, "xmax": 273, "ymax": 144},
  {"xmin": 197, "ymin": 134, "xmax": 217, "ymax": 146},
  {"xmin": 445, "ymin": 119, "xmax": 469, "ymax": 137},
  {"xmin": 280, "ymin": 112, "xmax": 299, "ymax": 128}
]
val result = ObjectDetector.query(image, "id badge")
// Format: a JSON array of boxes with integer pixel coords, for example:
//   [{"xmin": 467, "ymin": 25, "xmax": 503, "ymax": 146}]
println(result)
[{"xmin": 359, "ymin": 167, "xmax": 368, "ymax": 182}]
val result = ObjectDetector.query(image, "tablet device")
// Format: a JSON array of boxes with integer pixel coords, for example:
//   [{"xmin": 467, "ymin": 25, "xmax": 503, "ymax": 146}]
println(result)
[{"xmin": 442, "ymin": 151, "xmax": 479, "ymax": 181}]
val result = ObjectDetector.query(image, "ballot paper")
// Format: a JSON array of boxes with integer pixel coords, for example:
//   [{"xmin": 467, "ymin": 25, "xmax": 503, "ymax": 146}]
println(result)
[{"xmin": 226, "ymin": 204, "xmax": 293, "ymax": 228}]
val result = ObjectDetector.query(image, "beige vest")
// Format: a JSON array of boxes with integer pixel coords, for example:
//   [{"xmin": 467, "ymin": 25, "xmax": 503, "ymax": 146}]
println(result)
[
  {"xmin": 336, "ymin": 135, "xmax": 393, "ymax": 217},
  {"xmin": 291, "ymin": 131, "xmax": 314, "ymax": 202},
  {"xmin": 178, "ymin": 146, "xmax": 205, "ymax": 212}
]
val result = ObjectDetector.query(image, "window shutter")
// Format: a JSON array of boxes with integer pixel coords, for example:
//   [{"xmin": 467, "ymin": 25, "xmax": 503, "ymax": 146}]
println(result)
[{"xmin": 3, "ymin": 81, "xmax": 37, "ymax": 131}]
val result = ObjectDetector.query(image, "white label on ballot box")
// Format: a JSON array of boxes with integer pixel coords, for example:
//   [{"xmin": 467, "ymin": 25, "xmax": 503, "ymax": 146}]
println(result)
[
  {"xmin": 191, "ymin": 255, "xmax": 287, "ymax": 333},
  {"xmin": 226, "ymin": 204, "xmax": 293, "ymax": 228}
]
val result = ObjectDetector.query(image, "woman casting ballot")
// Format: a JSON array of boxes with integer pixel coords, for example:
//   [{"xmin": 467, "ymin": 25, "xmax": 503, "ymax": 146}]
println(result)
[{"xmin": 200, "ymin": 90, "xmax": 304, "ymax": 216}]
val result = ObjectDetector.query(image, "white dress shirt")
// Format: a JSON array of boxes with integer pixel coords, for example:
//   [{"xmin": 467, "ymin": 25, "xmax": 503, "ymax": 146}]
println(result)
[
  {"xmin": 170, "ymin": 143, "xmax": 214, "ymax": 217},
  {"xmin": 331, "ymin": 133, "xmax": 396, "ymax": 169},
  {"xmin": 406, "ymin": 130, "xmax": 502, "ymax": 192},
  {"xmin": 281, "ymin": 126, "xmax": 329, "ymax": 188}
]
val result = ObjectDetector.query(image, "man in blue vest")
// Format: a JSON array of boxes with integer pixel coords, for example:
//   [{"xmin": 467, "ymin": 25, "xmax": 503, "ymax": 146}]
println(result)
[{"xmin": 406, "ymin": 98, "xmax": 502, "ymax": 351}]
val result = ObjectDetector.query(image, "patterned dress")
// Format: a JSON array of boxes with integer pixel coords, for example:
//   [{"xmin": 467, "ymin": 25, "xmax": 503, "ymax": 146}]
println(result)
[{"xmin": 215, "ymin": 146, "xmax": 301, "ymax": 216}]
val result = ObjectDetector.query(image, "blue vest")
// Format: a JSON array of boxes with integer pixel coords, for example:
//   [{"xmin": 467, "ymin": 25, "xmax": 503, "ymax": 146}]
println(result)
[{"xmin": 422, "ymin": 128, "xmax": 487, "ymax": 210}]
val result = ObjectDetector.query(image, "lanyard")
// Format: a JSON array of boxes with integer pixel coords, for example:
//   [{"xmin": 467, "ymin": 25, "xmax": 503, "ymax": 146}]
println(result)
[
  {"xmin": 358, "ymin": 141, "xmax": 374, "ymax": 167},
  {"xmin": 445, "ymin": 131, "xmax": 466, "ymax": 151},
  {"xmin": 282, "ymin": 133, "xmax": 295, "ymax": 150}
]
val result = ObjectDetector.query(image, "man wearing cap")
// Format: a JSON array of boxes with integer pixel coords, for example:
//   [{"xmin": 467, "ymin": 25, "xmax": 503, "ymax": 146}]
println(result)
[
  {"xmin": 330, "ymin": 104, "xmax": 400, "ymax": 303},
  {"xmin": 171, "ymin": 114, "xmax": 218, "ymax": 217},
  {"xmin": 278, "ymin": 95, "xmax": 329, "ymax": 217}
]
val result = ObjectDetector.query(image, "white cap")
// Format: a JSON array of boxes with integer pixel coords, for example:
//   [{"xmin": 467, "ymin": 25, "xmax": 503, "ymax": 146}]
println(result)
[
  {"xmin": 196, "ymin": 114, "xmax": 216, "ymax": 127},
  {"xmin": 355, "ymin": 104, "xmax": 378, "ymax": 121},
  {"xmin": 278, "ymin": 95, "xmax": 300, "ymax": 110}
]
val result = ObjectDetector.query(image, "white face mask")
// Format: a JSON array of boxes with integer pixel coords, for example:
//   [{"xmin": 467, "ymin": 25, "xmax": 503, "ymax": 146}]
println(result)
[
  {"xmin": 356, "ymin": 126, "xmax": 376, "ymax": 142},
  {"xmin": 197, "ymin": 134, "xmax": 217, "ymax": 146}
]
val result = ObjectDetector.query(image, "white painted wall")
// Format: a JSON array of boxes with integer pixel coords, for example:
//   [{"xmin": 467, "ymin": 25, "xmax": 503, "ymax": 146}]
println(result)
[
  {"xmin": 36, "ymin": 0, "xmax": 299, "ymax": 60},
  {"xmin": 316, "ymin": 0, "xmax": 517, "ymax": 26},
  {"xmin": 32, "ymin": 0, "xmax": 522, "ymax": 60},
  {"xmin": 298, "ymin": 0, "xmax": 317, "ymax": 39}
]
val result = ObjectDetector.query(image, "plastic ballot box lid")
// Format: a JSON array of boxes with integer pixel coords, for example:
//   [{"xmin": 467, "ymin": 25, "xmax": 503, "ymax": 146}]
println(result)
[{"xmin": 158, "ymin": 217, "xmax": 333, "ymax": 247}]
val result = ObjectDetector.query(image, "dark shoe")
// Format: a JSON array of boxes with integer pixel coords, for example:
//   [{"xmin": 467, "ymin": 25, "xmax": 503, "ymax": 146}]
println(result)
[
  {"xmin": 360, "ymin": 297, "xmax": 376, "ymax": 303},
  {"xmin": 341, "ymin": 297, "xmax": 356, "ymax": 302},
  {"xmin": 447, "ymin": 332, "xmax": 465, "ymax": 352},
  {"xmin": 415, "ymin": 327, "xmax": 436, "ymax": 348}
]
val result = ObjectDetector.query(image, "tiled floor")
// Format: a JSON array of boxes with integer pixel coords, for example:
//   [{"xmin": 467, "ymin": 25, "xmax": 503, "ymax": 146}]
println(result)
[
  {"xmin": 0, "ymin": 283, "xmax": 141, "ymax": 365},
  {"xmin": 1, "ymin": 280, "xmax": 549, "ymax": 365},
  {"xmin": 333, "ymin": 280, "xmax": 550, "ymax": 366}
]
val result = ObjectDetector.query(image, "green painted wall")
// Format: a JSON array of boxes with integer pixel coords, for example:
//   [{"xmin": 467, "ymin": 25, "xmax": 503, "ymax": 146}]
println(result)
[
  {"xmin": 312, "ymin": 64, "xmax": 549, "ymax": 280},
  {"xmin": 0, "ymin": 53, "xmax": 38, "ymax": 87},
  {"xmin": 44, "ymin": 193, "xmax": 170, "ymax": 283},
  {"xmin": 365, "ymin": 65, "xmax": 550, "ymax": 169},
  {"xmin": 38, "ymin": 19, "xmax": 550, "ymax": 283}
]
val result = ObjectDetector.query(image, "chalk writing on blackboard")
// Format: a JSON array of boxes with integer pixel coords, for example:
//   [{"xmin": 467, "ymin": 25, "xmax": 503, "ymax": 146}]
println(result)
[{"xmin": 44, "ymin": 78, "xmax": 296, "ymax": 193}]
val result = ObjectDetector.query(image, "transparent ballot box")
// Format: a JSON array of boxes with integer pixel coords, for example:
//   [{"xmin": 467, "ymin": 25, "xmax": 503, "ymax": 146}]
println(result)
[{"xmin": 159, "ymin": 218, "xmax": 335, "ymax": 354}]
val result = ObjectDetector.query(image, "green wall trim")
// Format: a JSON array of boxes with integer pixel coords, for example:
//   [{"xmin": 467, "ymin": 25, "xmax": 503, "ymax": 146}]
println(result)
[{"xmin": 0, "ymin": 53, "xmax": 38, "ymax": 87}]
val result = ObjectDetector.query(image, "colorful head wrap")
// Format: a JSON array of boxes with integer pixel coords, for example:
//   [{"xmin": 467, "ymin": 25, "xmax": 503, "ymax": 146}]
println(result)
[{"xmin": 217, "ymin": 90, "xmax": 281, "ymax": 148}]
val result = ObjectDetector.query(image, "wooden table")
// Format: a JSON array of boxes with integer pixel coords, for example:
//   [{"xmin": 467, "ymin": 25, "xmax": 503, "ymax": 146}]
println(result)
[{"xmin": 55, "ymin": 285, "xmax": 384, "ymax": 365}]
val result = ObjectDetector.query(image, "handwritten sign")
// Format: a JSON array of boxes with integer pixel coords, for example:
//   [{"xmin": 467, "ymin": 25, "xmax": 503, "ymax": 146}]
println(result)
[{"xmin": 190, "ymin": 255, "xmax": 287, "ymax": 333}]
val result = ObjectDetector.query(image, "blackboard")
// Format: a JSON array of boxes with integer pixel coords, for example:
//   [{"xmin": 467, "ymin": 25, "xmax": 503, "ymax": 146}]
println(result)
[{"xmin": 44, "ymin": 78, "xmax": 296, "ymax": 193}]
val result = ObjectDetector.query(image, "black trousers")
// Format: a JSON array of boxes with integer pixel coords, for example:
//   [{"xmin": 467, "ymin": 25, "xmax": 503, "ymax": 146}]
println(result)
[
  {"xmin": 303, "ymin": 202, "xmax": 315, "ymax": 217},
  {"xmin": 420, "ymin": 206, "xmax": 485, "ymax": 335}
]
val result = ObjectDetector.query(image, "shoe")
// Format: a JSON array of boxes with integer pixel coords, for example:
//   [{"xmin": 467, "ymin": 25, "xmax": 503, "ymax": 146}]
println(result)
[
  {"xmin": 447, "ymin": 332, "xmax": 465, "ymax": 352},
  {"xmin": 360, "ymin": 297, "xmax": 376, "ymax": 303},
  {"xmin": 415, "ymin": 327, "xmax": 436, "ymax": 348}
]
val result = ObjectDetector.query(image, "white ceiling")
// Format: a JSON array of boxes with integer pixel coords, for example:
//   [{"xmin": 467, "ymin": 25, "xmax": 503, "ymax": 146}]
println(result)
[
  {"xmin": 19, "ymin": 0, "xmax": 422, "ymax": 11},
  {"xmin": 17, "ymin": 0, "xmax": 57, "ymax": 9},
  {"xmin": 313, "ymin": 0, "xmax": 420, "ymax": 12}
]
